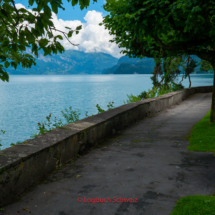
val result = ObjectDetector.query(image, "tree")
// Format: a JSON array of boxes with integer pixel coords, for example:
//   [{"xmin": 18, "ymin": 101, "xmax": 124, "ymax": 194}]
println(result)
[
  {"xmin": 100, "ymin": 0, "xmax": 215, "ymax": 122},
  {"xmin": 0, "ymin": 0, "xmax": 97, "ymax": 82},
  {"xmin": 151, "ymin": 55, "xmax": 197, "ymax": 89},
  {"xmin": 199, "ymin": 59, "xmax": 213, "ymax": 73}
]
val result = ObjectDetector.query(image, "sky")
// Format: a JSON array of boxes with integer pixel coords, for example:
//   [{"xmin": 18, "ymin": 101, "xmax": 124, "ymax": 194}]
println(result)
[{"xmin": 15, "ymin": 0, "xmax": 124, "ymax": 58}]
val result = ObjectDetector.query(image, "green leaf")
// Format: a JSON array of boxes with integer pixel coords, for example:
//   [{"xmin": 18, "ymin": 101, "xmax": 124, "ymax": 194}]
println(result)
[
  {"xmin": 44, "ymin": 5, "xmax": 52, "ymax": 17},
  {"xmin": 51, "ymin": 2, "xmax": 58, "ymax": 14},
  {"xmin": 47, "ymin": 31, "xmax": 53, "ymax": 39},
  {"xmin": 68, "ymin": 30, "xmax": 73, "ymax": 37},
  {"xmin": 32, "ymin": 8, "xmax": 39, "ymax": 12},
  {"xmin": 55, "ymin": 35, "xmax": 63, "ymax": 40},
  {"xmin": 76, "ymin": 25, "xmax": 82, "ymax": 30},
  {"xmin": 39, "ymin": 38, "xmax": 49, "ymax": 47},
  {"xmin": 4, "ymin": 61, "xmax": 10, "ymax": 68},
  {"xmin": 12, "ymin": 44, "xmax": 17, "ymax": 52},
  {"xmin": 125, "ymin": 13, "xmax": 131, "ymax": 18},
  {"xmin": 31, "ymin": 28, "xmax": 40, "ymax": 37},
  {"xmin": 0, "ymin": 9, "xmax": 8, "ymax": 18},
  {"xmin": 72, "ymin": 0, "xmax": 79, "ymax": 7},
  {"xmin": 36, "ymin": 17, "xmax": 44, "ymax": 34},
  {"xmin": 25, "ymin": 28, "xmax": 35, "ymax": 43},
  {"xmin": 37, "ymin": 1, "xmax": 44, "ymax": 11},
  {"xmin": 0, "ymin": 67, "xmax": 9, "ymax": 82},
  {"xmin": 29, "ymin": 0, "xmax": 34, "ymax": 6}
]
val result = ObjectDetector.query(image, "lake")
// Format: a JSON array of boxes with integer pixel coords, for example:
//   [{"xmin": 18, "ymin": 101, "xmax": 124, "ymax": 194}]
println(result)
[{"xmin": 0, "ymin": 74, "xmax": 214, "ymax": 150}]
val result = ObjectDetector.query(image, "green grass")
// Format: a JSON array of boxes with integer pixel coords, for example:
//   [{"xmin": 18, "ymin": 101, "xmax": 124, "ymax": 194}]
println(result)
[
  {"xmin": 171, "ymin": 195, "xmax": 215, "ymax": 215},
  {"xmin": 171, "ymin": 111, "xmax": 215, "ymax": 215},
  {"xmin": 187, "ymin": 110, "xmax": 215, "ymax": 152}
]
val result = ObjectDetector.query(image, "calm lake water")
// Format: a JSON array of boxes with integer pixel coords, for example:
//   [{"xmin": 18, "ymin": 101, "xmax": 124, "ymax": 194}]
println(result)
[{"xmin": 0, "ymin": 74, "xmax": 214, "ymax": 149}]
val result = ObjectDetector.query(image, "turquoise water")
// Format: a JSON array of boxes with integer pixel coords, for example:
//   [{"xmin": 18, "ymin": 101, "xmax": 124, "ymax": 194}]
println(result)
[{"xmin": 0, "ymin": 74, "xmax": 214, "ymax": 149}]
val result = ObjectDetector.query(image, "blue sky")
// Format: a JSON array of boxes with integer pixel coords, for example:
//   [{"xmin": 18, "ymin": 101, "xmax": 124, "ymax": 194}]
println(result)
[
  {"xmin": 15, "ymin": 0, "xmax": 123, "ymax": 58},
  {"xmin": 15, "ymin": 0, "xmax": 108, "ymax": 23}
]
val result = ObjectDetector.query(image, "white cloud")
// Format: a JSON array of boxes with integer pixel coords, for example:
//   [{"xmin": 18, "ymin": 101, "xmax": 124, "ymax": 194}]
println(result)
[
  {"xmin": 15, "ymin": 3, "xmax": 25, "ymax": 9},
  {"xmin": 15, "ymin": 4, "xmax": 124, "ymax": 58},
  {"xmin": 84, "ymin": 10, "xmax": 103, "ymax": 24}
]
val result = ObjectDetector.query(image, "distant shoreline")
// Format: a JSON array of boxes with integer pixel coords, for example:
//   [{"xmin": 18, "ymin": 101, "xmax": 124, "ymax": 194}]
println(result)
[{"xmin": 8, "ymin": 72, "xmax": 214, "ymax": 75}]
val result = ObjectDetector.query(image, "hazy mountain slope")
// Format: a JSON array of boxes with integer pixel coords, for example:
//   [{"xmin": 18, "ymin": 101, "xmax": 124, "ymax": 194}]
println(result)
[
  {"xmin": 7, "ymin": 50, "xmax": 118, "ymax": 75},
  {"xmin": 103, "ymin": 55, "xmax": 204, "ymax": 74},
  {"xmin": 6, "ymin": 50, "xmax": 206, "ymax": 75},
  {"xmin": 114, "ymin": 63, "xmax": 154, "ymax": 74},
  {"xmin": 103, "ymin": 56, "xmax": 155, "ymax": 74}
]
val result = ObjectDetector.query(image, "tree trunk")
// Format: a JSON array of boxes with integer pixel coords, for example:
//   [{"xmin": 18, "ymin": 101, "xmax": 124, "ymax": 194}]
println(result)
[
  {"xmin": 210, "ymin": 64, "xmax": 215, "ymax": 122},
  {"xmin": 188, "ymin": 74, "xmax": 191, "ymax": 88}
]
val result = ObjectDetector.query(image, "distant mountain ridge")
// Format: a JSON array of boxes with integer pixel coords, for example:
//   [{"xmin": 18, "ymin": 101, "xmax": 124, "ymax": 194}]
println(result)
[
  {"xmin": 6, "ymin": 49, "xmax": 206, "ymax": 75},
  {"xmin": 103, "ymin": 55, "xmax": 203, "ymax": 74},
  {"xmin": 103, "ymin": 56, "xmax": 155, "ymax": 74},
  {"xmin": 7, "ymin": 50, "xmax": 118, "ymax": 75}
]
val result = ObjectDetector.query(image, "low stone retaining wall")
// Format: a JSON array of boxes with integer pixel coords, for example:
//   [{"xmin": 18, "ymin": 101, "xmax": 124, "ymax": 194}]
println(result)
[{"xmin": 0, "ymin": 85, "xmax": 213, "ymax": 206}]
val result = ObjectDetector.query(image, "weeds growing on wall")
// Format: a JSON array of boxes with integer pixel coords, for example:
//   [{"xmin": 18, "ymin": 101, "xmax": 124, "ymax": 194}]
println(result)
[
  {"xmin": 0, "ymin": 130, "xmax": 24, "ymax": 150},
  {"xmin": 96, "ymin": 104, "xmax": 105, "ymax": 113},
  {"xmin": 10, "ymin": 141, "xmax": 23, "ymax": 146},
  {"xmin": 30, "ymin": 106, "xmax": 81, "ymax": 139},
  {"xmin": 0, "ymin": 130, "xmax": 6, "ymax": 150},
  {"xmin": 96, "ymin": 101, "xmax": 115, "ymax": 113},
  {"xmin": 107, "ymin": 101, "xmax": 115, "ymax": 110},
  {"xmin": 1, "ymin": 83, "xmax": 181, "ymax": 149},
  {"xmin": 0, "ymin": 102, "xmax": 116, "ymax": 149},
  {"xmin": 124, "ymin": 82, "xmax": 183, "ymax": 104},
  {"xmin": 30, "ymin": 102, "xmax": 115, "ymax": 139},
  {"xmin": 61, "ymin": 106, "xmax": 81, "ymax": 124}
]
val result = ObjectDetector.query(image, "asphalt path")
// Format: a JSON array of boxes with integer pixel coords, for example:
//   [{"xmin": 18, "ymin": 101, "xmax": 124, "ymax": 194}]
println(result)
[{"xmin": 2, "ymin": 92, "xmax": 214, "ymax": 215}]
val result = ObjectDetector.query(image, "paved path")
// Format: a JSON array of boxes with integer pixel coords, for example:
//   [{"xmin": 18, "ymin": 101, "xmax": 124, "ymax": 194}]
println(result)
[{"xmin": 2, "ymin": 93, "xmax": 214, "ymax": 215}]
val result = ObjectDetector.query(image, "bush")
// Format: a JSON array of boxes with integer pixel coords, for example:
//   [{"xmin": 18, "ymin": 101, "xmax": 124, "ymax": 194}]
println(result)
[
  {"xmin": 124, "ymin": 82, "xmax": 184, "ymax": 104},
  {"xmin": 31, "ymin": 106, "xmax": 81, "ymax": 138}
]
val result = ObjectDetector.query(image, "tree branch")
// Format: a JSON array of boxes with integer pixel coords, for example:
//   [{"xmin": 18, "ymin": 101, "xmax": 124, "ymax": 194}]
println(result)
[
  {"xmin": 50, "ymin": 27, "xmax": 79, "ymax": 46},
  {"xmin": 0, "ymin": 16, "xmax": 12, "ymax": 36},
  {"xmin": 11, "ymin": 0, "xmax": 20, "ymax": 27}
]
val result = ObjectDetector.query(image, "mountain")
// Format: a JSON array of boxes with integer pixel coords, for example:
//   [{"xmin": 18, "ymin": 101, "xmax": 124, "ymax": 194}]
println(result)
[
  {"xmin": 117, "ymin": 56, "xmax": 144, "ymax": 65},
  {"xmin": 5, "ymin": 49, "xmax": 208, "ymax": 75},
  {"xmin": 7, "ymin": 50, "xmax": 118, "ymax": 75},
  {"xmin": 114, "ymin": 63, "xmax": 154, "ymax": 74},
  {"xmin": 103, "ymin": 56, "xmax": 155, "ymax": 74},
  {"xmin": 103, "ymin": 55, "xmax": 205, "ymax": 74}
]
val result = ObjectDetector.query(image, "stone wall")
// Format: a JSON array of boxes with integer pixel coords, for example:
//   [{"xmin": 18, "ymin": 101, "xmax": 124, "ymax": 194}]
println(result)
[{"xmin": 0, "ymin": 85, "xmax": 213, "ymax": 206}]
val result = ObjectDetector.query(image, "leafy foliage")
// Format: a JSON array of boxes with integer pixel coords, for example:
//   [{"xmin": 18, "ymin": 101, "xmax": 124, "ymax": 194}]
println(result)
[
  {"xmin": 31, "ymin": 106, "xmax": 80, "ymax": 138},
  {"xmin": 199, "ymin": 59, "xmax": 213, "ymax": 73},
  {"xmin": 96, "ymin": 104, "xmax": 105, "ymax": 113},
  {"xmin": 124, "ymin": 94, "xmax": 142, "ymax": 104},
  {"xmin": 124, "ymin": 82, "xmax": 183, "ymax": 104},
  {"xmin": 61, "ymin": 106, "xmax": 81, "ymax": 124},
  {"xmin": 10, "ymin": 141, "xmax": 22, "ymax": 146},
  {"xmin": 0, "ymin": 0, "xmax": 97, "ymax": 82},
  {"xmin": 101, "ymin": 0, "xmax": 215, "ymax": 122},
  {"xmin": 96, "ymin": 101, "xmax": 115, "ymax": 113},
  {"xmin": 151, "ymin": 55, "xmax": 197, "ymax": 89},
  {"xmin": 101, "ymin": 0, "xmax": 215, "ymax": 61},
  {"xmin": 107, "ymin": 101, "xmax": 115, "ymax": 110}
]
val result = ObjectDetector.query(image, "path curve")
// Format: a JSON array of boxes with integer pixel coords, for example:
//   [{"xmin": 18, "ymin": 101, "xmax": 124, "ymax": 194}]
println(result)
[{"xmin": 2, "ymin": 92, "xmax": 214, "ymax": 215}]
